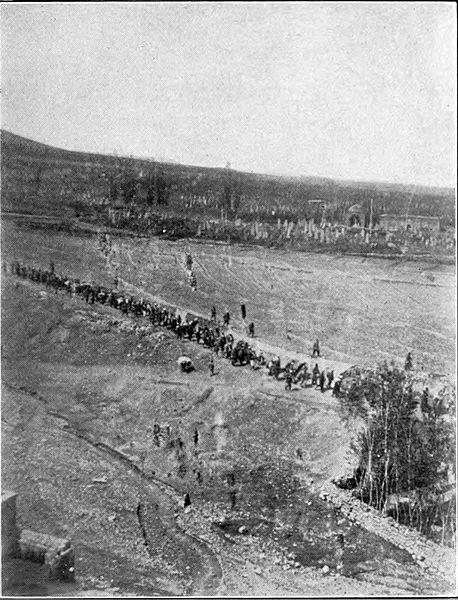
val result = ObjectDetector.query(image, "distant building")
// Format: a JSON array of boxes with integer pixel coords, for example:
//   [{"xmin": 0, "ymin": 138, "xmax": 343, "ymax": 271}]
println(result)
[{"xmin": 379, "ymin": 214, "xmax": 440, "ymax": 233}]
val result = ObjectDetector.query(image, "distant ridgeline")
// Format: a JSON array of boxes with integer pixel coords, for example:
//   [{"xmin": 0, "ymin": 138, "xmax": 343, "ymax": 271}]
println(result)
[{"xmin": 1, "ymin": 130, "xmax": 455, "ymax": 256}]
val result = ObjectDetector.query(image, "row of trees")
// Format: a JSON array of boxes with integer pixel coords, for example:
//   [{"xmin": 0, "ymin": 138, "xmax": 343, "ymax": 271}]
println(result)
[
  {"xmin": 101, "ymin": 160, "xmax": 455, "ymax": 227},
  {"xmin": 337, "ymin": 363, "xmax": 455, "ymax": 545},
  {"xmin": 108, "ymin": 159, "xmax": 171, "ymax": 206}
]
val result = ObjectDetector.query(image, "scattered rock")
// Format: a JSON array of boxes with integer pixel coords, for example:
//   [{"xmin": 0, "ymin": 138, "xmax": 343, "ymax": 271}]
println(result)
[
  {"xmin": 321, "ymin": 565, "xmax": 330, "ymax": 574},
  {"xmin": 92, "ymin": 476, "xmax": 108, "ymax": 484}
]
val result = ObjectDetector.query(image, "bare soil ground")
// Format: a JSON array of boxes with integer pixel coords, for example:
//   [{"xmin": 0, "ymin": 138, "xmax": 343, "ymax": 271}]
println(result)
[
  {"xmin": 1, "ymin": 220, "xmax": 455, "ymax": 596},
  {"xmin": 2, "ymin": 219, "xmax": 455, "ymax": 378}
]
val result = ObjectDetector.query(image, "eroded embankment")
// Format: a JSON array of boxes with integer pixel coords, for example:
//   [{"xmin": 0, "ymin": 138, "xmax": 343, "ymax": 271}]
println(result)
[
  {"xmin": 3, "ymin": 380, "xmax": 223, "ymax": 597},
  {"xmin": 2, "ymin": 273, "xmax": 454, "ymax": 595},
  {"xmin": 315, "ymin": 480, "xmax": 455, "ymax": 586}
]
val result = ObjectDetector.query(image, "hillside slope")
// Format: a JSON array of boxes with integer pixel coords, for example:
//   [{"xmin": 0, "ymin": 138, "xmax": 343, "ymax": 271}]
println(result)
[{"xmin": 1, "ymin": 130, "xmax": 455, "ymax": 227}]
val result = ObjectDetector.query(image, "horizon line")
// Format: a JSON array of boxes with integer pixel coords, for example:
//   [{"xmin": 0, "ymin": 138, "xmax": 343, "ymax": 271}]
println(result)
[{"xmin": 1, "ymin": 128, "xmax": 455, "ymax": 194}]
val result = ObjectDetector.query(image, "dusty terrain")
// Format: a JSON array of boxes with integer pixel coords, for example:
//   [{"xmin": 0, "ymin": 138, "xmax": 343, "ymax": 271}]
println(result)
[
  {"xmin": 1, "ymin": 219, "xmax": 456, "ymax": 596},
  {"xmin": 2, "ymin": 218, "xmax": 456, "ymax": 377}
]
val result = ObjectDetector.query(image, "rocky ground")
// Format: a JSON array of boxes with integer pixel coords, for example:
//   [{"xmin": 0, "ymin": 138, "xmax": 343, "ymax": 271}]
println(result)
[{"xmin": 1, "ymin": 272, "xmax": 455, "ymax": 596}]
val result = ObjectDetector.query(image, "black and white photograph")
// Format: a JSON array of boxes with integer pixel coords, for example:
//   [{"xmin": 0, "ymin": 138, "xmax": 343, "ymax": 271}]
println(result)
[{"xmin": 1, "ymin": 2, "xmax": 456, "ymax": 597}]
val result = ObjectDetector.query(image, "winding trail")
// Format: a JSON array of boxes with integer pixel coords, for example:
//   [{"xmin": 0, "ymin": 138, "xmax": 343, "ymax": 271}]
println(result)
[{"xmin": 3, "ymin": 380, "xmax": 223, "ymax": 597}]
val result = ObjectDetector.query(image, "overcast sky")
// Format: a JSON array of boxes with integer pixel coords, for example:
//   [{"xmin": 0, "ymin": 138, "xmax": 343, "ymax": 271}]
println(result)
[{"xmin": 1, "ymin": 2, "xmax": 456, "ymax": 187}]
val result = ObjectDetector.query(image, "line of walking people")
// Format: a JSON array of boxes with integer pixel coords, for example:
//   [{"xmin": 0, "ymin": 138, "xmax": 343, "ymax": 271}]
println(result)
[{"xmin": 8, "ymin": 260, "xmax": 338, "ymax": 394}]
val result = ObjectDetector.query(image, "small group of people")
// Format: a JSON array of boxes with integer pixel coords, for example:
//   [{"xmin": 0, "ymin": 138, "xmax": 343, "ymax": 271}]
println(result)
[
  {"xmin": 267, "ymin": 356, "xmax": 334, "ymax": 392},
  {"xmin": 188, "ymin": 270, "xmax": 197, "ymax": 291},
  {"xmin": 211, "ymin": 304, "xmax": 255, "ymax": 338}
]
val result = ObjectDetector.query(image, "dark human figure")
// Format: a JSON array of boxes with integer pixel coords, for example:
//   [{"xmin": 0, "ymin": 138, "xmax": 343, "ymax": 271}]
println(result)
[
  {"xmin": 421, "ymin": 387, "xmax": 430, "ymax": 414},
  {"xmin": 184, "ymin": 493, "xmax": 191, "ymax": 508},
  {"xmin": 227, "ymin": 472, "xmax": 235, "ymax": 486},
  {"xmin": 193, "ymin": 429, "xmax": 199, "ymax": 446},
  {"xmin": 312, "ymin": 339, "xmax": 320, "ymax": 357},
  {"xmin": 327, "ymin": 369, "xmax": 334, "ymax": 389},
  {"xmin": 196, "ymin": 471, "xmax": 203, "ymax": 486},
  {"xmin": 296, "ymin": 448, "xmax": 303, "ymax": 460},
  {"xmin": 223, "ymin": 312, "xmax": 230, "ymax": 326},
  {"xmin": 153, "ymin": 422, "xmax": 161, "ymax": 444},
  {"xmin": 209, "ymin": 355, "xmax": 215, "ymax": 376},
  {"xmin": 405, "ymin": 352, "xmax": 413, "ymax": 371},
  {"xmin": 319, "ymin": 370, "xmax": 326, "ymax": 392},
  {"xmin": 248, "ymin": 322, "xmax": 255, "ymax": 337},
  {"xmin": 240, "ymin": 301, "xmax": 246, "ymax": 321},
  {"xmin": 211, "ymin": 306, "xmax": 217, "ymax": 321},
  {"xmin": 333, "ymin": 379, "xmax": 342, "ymax": 397},
  {"xmin": 229, "ymin": 490, "xmax": 237, "ymax": 509},
  {"xmin": 299, "ymin": 365, "xmax": 309, "ymax": 387},
  {"xmin": 312, "ymin": 363, "xmax": 320, "ymax": 386},
  {"xmin": 49, "ymin": 261, "xmax": 55, "ymax": 275},
  {"xmin": 285, "ymin": 370, "xmax": 293, "ymax": 391}
]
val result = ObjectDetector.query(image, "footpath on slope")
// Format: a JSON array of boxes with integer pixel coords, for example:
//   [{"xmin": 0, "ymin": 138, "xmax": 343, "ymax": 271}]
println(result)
[
  {"xmin": 118, "ymin": 273, "xmax": 457, "ymax": 587},
  {"xmin": 117, "ymin": 276, "xmax": 354, "ymax": 380},
  {"xmin": 7, "ymin": 271, "xmax": 455, "ymax": 589}
]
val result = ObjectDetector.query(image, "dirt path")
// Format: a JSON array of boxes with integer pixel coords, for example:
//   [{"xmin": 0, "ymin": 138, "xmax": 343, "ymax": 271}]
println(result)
[
  {"xmin": 117, "ymin": 275, "xmax": 354, "ymax": 378},
  {"xmin": 3, "ymin": 380, "xmax": 223, "ymax": 596},
  {"xmin": 3, "ymin": 272, "xmax": 454, "ymax": 596}
]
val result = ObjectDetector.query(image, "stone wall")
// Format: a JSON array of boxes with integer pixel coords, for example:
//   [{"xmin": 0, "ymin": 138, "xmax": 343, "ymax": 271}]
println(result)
[
  {"xmin": 316, "ymin": 480, "xmax": 455, "ymax": 585},
  {"xmin": 1, "ymin": 490, "xmax": 20, "ymax": 560}
]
